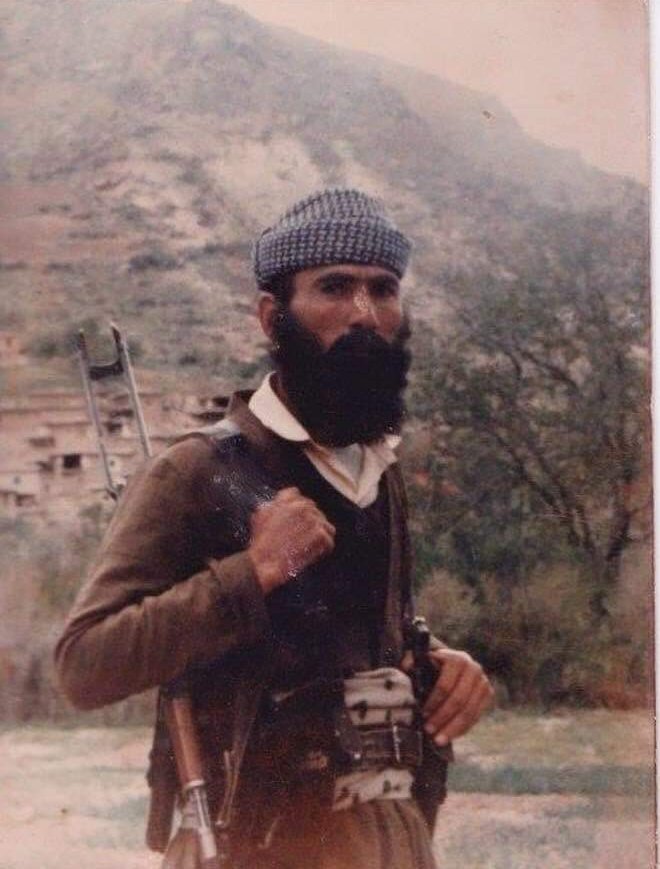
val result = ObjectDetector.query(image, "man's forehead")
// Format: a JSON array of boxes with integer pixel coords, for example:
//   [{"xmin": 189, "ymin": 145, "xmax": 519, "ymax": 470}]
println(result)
[{"xmin": 297, "ymin": 263, "xmax": 401, "ymax": 283}]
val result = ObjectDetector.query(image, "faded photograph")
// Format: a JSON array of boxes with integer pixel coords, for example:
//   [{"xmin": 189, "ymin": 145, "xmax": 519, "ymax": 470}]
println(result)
[{"xmin": 0, "ymin": 2, "xmax": 653, "ymax": 868}]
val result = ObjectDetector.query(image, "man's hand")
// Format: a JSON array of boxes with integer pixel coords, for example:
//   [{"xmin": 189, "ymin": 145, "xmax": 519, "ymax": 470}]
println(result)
[
  {"xmin": 421, "ymin": 648, "xmax": 494, "ymax": 746},
  {"xmin": 248, "ymin": 487, "xmax": 336, "ymax": 594}
]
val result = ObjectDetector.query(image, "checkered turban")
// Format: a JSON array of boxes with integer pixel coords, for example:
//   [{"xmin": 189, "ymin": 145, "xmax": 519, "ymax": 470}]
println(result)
[{"xmin": 253, "ymin": 188, "xmax": 412, "ymax": 285}]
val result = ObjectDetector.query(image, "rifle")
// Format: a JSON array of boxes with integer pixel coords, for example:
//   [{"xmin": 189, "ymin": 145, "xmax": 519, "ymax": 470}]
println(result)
[
  {"xmin": 404, "ymin": 615, "xmax": 438, "ymax": 702},
  {"xmin": 77, "ymin": 324, "xmax": 221, "ymax": 868},
  {"xmin": 403, "ymin": 614, "xmax": 452, "ymax": 829}
]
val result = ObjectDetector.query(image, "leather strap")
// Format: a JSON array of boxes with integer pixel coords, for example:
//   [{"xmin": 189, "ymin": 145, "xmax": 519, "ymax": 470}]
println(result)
[
  {"xmin": 353, "ymin": 723, "xmax": 423, "ymax": 770},
  {"xmin": 298, "ymin": 722, "xmax": 423, "ymax": 775}
]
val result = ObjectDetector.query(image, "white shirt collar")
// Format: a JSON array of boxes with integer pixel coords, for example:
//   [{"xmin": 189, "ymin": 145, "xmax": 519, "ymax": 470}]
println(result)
[
  {"xmin": 249, "ymin": 372, "xmax": 310, "ymax": 442},
  {"xmin": 248, "ymin": 373, "xmax": 401, "ymax": 507}
]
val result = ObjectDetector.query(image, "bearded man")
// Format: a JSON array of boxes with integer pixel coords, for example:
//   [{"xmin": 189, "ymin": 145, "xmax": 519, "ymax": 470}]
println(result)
[{"xmin": 56, "ymin": 188, "xmax": 493, "ymax": 868}]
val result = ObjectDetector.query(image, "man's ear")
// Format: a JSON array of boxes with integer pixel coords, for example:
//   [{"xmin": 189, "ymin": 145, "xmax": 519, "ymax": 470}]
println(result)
[{"xmin": 258, "ymin": 293, "xmax": 277, "ymax": 341}]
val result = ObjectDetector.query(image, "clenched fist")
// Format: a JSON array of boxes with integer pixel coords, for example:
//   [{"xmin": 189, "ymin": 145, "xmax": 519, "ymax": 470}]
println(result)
[{"xmin": 247, "ymin": 487, "xmax": 336, "ymax": 594}]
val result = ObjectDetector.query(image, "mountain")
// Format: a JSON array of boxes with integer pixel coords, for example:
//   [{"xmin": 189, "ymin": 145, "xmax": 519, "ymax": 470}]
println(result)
[{"xmin": 0, "ymin": 0, "xmax": 648, "ymax": 383}]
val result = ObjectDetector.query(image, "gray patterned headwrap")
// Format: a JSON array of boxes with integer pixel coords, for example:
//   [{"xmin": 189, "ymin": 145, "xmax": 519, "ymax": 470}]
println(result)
[{"xmin": 253, "ymin": 188, "xmax": 412, "ymax": 286}]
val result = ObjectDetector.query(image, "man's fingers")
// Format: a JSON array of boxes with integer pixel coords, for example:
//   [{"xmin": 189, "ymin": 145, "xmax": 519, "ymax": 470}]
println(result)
[
  {"xmin": 421, "ymin": 648, "xmax": 494, "ymax": 745},
  {"xmin": 423, "ymin": 664, "xmax": 479, "ymax": 729},
  {"xmin": 320, "ymin": 517, "xmax": 336, "ymax": 538},
  {"xmin": 277, "ymin": 486, "xmax": 302, "ymax": 501},
  {"xmin": 283, "ymin": 515, "xmax": 336, "ymax": 575},
  {"xmin": 427, "ymin": 679, "xmax": 493, "ymax": 746},
  {"xmin": 300, "ymin": 523, "xmax": 336, "ymax": 556},
  {"xmin": 248, "ymin": 487, "xmax": 336, "ymax": 591},
  {"xmin": 290, "ymin": 507, "xmax": 336, "ymax": 546},
  {"xmin": 400, "ymin": 650, "xmax": 414, "ymax": 673},
  {"xmin": 313, "ymin": 527, "xmax": 336, "ymax": 558},
  {"xmin": 422, "ymin": 651, "xmax": 466, "ymax": 717}
]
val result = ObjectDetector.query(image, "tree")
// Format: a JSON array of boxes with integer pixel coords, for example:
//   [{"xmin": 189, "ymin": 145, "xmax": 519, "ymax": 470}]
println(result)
[{"xmin": 410, "ymin": 215, "xmax": 650, "ymax": 618}]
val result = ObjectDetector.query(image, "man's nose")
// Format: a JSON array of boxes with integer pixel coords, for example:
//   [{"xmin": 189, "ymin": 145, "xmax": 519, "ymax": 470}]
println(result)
[{"xmin": 348, "ymin": 286, "xmax": 378, "ymax": 328}]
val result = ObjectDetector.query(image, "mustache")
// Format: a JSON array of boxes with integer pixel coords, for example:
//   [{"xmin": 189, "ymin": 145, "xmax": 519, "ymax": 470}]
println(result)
[
  {"xmin": 273, "ymin": 308, "xmax": 411, "ymax": 363},
  {"xmin": 325, "ymin": 323, "xmax": 409, "ymax": 360}
]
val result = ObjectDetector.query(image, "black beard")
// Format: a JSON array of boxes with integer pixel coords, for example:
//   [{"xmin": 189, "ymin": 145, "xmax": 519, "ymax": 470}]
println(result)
[{"xmin": 270, "ymin": 307, "xmax": 411, "ymax": 447}]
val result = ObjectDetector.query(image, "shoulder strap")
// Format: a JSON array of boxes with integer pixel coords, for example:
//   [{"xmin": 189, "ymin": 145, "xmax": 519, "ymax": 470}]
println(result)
[
  {"xmin": 381, "ymin": 463, "xmax": 413, "ymax": 663},
  {"xmin": 195, "ymin": 418, "xmax": 276, "ymax": 834}
]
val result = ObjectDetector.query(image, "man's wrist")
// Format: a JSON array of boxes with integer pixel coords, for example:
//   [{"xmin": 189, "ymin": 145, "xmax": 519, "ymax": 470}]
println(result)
[{"xmin": 247, "ymin": 548, "xmax": 280, "ymax": 595}]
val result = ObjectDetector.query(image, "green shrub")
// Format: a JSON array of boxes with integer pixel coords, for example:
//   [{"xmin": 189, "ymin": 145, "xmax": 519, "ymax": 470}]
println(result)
[
  {"xmin": 417, "ymin": 562, "xmax": 650, "ymax": 708},
  {"xmin": 0, "ymin": 509, "xmax": 113, "ymax": 721}
]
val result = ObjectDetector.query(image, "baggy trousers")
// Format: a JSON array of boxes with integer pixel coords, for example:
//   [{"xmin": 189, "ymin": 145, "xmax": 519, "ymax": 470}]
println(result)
[{"xmin": 249, "ymin": 799, "xmax": 438, "ymax": 869}]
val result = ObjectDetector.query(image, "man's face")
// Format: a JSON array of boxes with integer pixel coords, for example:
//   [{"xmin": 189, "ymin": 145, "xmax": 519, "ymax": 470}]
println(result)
[
  {"xmin": 287, "ymin": 264, "xmax": 404, "ymax": 350},
  {"xmin": 262, "ymin": 263, "xmax": 411, "ymax": 447}
]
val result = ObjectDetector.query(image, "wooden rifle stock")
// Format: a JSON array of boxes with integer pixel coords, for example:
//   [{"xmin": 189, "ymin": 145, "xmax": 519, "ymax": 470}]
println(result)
[{"xmin": 164, "ymin": 689, "xmax": 221, "ymax": 869}]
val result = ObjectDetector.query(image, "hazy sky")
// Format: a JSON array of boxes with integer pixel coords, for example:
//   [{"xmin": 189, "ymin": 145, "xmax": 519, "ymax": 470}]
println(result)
[{"xmin": 227, "ymin": 0, "xmax": 650, "ymax": 182}]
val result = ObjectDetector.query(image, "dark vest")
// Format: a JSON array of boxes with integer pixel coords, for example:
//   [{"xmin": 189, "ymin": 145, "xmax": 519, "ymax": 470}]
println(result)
[
  {"xmin": 201, "ymin": 427, "xmax": 407, "ymax": 689},
  {"xmin": 265, "ymin": 442, "xmax": 393, "ymax": 688}
]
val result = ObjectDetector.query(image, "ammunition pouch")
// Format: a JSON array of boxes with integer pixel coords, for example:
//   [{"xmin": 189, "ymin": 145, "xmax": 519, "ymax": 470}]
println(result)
[{"xmin": 234, "ymin": 675, "xmax": 440, "ymax": 851}]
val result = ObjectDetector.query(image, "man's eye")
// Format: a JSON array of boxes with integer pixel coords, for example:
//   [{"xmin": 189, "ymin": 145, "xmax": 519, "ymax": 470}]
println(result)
[
  {"xmin": 320, "ymin": 281, "xmax": 351, "ymax": 296},
  {"xmin": 372, "ymin": 281, "xmax": 399, "ymax": 298}
]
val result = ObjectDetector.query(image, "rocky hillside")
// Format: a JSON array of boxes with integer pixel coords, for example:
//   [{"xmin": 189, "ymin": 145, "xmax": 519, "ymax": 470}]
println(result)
[{"xmin": 0, "ymin": 0, "xmax": 648, "ymax": 383}]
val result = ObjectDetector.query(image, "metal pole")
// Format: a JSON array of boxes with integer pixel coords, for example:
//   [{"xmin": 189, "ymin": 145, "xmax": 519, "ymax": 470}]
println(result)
[
  {"xmin": 111, "ymin": 323, "xmax": 152, "ymax": 459},
  {"xmin": 76, "ymin": 331, "xmax": 119, "ymax": 499}
]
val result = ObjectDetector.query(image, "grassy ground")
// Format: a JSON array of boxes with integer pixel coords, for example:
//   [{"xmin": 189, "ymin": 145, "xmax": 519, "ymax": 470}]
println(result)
[
  {"xmin": 434, "ymin": 708, "xmax": 655, "ymax": 868},
  {"xmin": 0, "ymin": 710, "xmax": 655, "ymax": 869}
]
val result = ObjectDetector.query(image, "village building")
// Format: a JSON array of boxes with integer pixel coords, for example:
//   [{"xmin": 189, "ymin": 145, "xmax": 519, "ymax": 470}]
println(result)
[{"xmin": 0, "ymin": 384, "xmax": 231, "ymax": 520}]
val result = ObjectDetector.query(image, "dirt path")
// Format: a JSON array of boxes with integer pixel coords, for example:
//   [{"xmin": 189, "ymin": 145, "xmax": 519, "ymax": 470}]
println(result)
[{"xmin": 0, "ymin": 723, "xmax": 654, "ymax": 869}]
